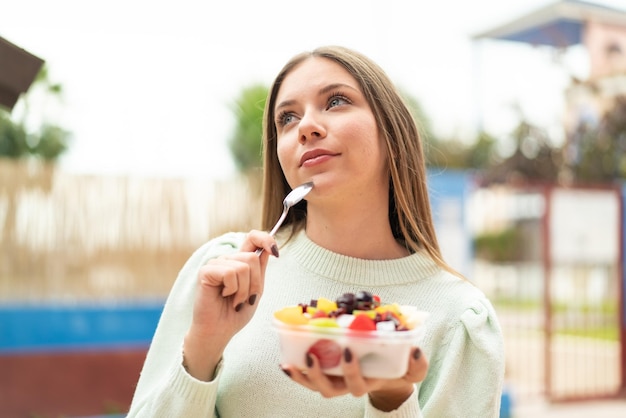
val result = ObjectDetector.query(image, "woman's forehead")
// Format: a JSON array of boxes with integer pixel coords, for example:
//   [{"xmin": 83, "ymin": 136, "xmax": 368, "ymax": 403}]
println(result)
[{"xmin": 276, "ymin": 57, "xmax": 359, "ymax": 102}]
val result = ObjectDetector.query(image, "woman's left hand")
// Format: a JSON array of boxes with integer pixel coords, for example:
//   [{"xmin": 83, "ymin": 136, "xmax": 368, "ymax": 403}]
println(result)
[{"xmin": 281, "ymin": 346, "xmax": 428, "ymax": 412}]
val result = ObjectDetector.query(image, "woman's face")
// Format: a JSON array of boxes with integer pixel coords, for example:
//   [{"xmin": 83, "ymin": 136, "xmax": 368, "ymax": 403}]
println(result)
[{"xmin": 273, "ymin": 57, "xmax": 388, "ymax": 200}]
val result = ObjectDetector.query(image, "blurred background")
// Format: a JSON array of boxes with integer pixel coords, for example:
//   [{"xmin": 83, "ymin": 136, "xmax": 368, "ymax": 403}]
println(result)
[{"xmin": 1, "ymin": 0, "xmax": 626, "ymax": 417}]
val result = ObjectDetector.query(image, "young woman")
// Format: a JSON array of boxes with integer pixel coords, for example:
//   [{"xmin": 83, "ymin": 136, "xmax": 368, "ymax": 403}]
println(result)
[{"xmin": 127, "ymin": 45, "xmax": 504, "ymax": 417}]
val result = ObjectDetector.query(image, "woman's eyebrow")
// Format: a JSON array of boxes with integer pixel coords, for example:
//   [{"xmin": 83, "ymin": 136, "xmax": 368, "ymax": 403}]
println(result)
[
  {"xmin": 275, "ymin": 99, "xmax": 296, "ymax": 113},
  {"xmin": 275, "ymin": 83, "xmax": 359, "ymax": 113},
  {"xmin": 318, "ymin": 82, "xmax": 359, "ymax": 96}
]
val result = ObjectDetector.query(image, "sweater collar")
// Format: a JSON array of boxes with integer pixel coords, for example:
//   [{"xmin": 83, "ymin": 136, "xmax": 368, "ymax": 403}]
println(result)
[{"xmin": 282, "ymin": 229, "xmax": 442, "ymax": 286}]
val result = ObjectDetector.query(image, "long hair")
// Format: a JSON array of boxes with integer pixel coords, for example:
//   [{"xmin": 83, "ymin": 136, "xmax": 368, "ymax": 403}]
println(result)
[{"xmin": 261, "ymin": 45, "xmax": 453, "ymax": 272}]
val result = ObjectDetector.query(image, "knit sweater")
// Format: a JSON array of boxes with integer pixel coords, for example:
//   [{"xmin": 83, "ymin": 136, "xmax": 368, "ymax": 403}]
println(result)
[{"xmin": 127, "ymin": 229, "xmax": 505, "ymax": 418}]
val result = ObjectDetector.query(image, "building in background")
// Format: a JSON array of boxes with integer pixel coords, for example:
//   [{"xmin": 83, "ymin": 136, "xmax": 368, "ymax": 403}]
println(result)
[{"xmin": 473, "ymin": 0, "xmax": 626, "ymax": 170}]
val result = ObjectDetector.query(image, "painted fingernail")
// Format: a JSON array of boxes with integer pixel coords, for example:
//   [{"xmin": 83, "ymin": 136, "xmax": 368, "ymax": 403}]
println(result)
[
  {"xmin": 413, "ymin": 348, "xmax": 422, "ymax": 360},
  {"xmin": 344, "ymin": 348, "xmax": 353, "ymax": 363},
  {"xmin": 271, "ymin": 244, "xmax": 280, "ymax": 258},
  {"xmin": 306, "ymin": 353, "xmax": 314, "ymax": 368},
  {"xmin": 248, "ymin": 294, "xmax": 257, "ymax": 306},
  {"xmin": 235, "ymin": 302, "xmax": 245, "ymax": 312},
  {"xmin": 280, "ymin": 366, "xmax": 292, "ymax": 378}
]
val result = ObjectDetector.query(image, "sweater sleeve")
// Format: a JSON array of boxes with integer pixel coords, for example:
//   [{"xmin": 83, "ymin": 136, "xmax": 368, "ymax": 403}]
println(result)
[
  {"xmin": 127, "ymin": 356, "xmax": 224, "ymax": 418},
  {"xmin": 420, "ymin": 298, "xmax": 505, "ymax": 418},
  {"xmin": 126, "ymin": 232, "xmax": 245, "ymax": 418}
]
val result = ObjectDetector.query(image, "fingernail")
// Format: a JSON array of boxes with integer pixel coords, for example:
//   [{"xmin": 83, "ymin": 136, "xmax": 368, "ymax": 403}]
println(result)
[
  {"xmin": 413, "ymin": 348, "xmax": 422, "ymax": 360},
  {"xmin": 235, "ymin": 302, "xmax": 245, "ymax": 312},
  {"xmin": 280, "ymin": 366, "xmax": 291, "ymax": 378},
  {"xmin": 248, "ymin": 294, "xmax": 257, "ymax": 306},
  {"xmin": 344, "ymin": 348, "xmax": 352, "ymax": 363},
  {"xmin": 271, "ymin": 244, "xmax": 280, "ymax": 258},
  {"xmin": 306, "ymin": 353, "xmax": 314, "ymax": 368}
]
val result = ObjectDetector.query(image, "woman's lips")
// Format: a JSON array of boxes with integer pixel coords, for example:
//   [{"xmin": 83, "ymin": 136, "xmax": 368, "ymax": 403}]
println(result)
[
  {"xmin": 299, "ymin": 149, "xmax": 338, "ymax": 167},
  {"xmin": 302, "ymin": 154, "xmax": 334, "ymax": 167}
]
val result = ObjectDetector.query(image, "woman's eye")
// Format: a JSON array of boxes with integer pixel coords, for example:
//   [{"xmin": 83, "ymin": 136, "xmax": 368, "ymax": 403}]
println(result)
[
  {"xmin": 328, "ymin": 95, "xmax": 349, "ymax": 109},
  {"xmin": 277, "ymin": 111, "xmax": 295, "ymax": 127}
]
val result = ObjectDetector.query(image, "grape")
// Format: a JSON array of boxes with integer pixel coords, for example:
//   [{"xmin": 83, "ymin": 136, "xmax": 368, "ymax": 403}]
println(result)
[
  {"xmin": 355, "ymin": 290, "xmax": 376, "ymax": 310},
  {"xmin": 307, "ymin": 339, "xmax": 342, "ymax": 369},
  {"xmin": 336, "ymin": 292, "xmax": 356, "ymax": 313}
]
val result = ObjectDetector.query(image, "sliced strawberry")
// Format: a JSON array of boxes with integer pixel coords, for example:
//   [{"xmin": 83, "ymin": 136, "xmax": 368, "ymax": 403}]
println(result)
[
  {"xmin": 348, "ymin": 313, "xmax": 377, "ymax": 331},
  {"xmin": 312, "ymin": 309, "xmax": 329, "ymax": 319},
  {"xmin": 307, "ymin": 339, "xmax": 342, "ymax": 369}
]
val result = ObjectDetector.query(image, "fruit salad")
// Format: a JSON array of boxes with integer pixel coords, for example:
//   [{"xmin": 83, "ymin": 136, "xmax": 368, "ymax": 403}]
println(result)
[
  {"xmin": 273, "ymin": 291, "xmax": 429, "ymax": 379},
  {"xmin": 273, "ymin": 290, "xmax": 424, "ymax": 332}
]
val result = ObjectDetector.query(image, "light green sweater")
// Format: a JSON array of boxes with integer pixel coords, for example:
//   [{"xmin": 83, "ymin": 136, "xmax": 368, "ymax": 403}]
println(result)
[{"xmin": 128, "ymin": 229, "xmax": 505, "ymax": 418}]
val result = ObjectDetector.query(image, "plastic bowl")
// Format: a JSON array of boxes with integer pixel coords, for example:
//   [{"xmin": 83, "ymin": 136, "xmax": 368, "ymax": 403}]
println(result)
[{"xmin": 273, "ymin": 311, "xmax": 428, "ymax": 379}]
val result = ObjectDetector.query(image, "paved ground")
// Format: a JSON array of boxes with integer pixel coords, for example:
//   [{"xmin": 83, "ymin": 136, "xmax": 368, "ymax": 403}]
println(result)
[
  {"xmin": 499, "ymin": 309, "xmax": 622, "ymax": 417},
  {"xmin": 513, "ymin": 398, "xmax": 626, "ymax": 417}
]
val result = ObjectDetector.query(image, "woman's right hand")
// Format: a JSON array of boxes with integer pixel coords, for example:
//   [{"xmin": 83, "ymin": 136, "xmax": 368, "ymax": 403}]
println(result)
[{"xmin": 182, "ymin": 230, "xmax": 278, "ymax": 381}]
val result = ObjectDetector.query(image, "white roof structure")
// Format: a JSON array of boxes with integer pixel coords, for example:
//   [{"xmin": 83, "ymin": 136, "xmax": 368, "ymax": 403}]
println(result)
[{"xmin": 473, "ymin": 0, "xmax": 626, "ymax": 48}]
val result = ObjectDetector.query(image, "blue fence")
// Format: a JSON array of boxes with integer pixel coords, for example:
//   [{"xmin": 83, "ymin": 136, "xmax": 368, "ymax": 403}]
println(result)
[{"xmin": 0, "ymin": 302, "xmax": 163, "ymax": 354}]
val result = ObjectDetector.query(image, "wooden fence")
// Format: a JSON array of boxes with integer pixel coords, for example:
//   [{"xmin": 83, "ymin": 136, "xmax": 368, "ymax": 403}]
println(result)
[{"xmin": 0, "ymin": 158, "xmax": 262, "ymax": 301}]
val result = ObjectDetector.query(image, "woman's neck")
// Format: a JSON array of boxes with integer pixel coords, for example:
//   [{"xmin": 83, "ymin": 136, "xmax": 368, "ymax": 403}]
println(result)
[{"xmin": 304, "ymin": 204, "xmax": 409, "ymax": 260}]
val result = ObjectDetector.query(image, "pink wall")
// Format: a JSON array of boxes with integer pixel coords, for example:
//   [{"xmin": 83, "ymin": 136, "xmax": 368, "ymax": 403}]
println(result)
[{"xmin": 584, "ymin": 20, "xmax": 626, "ymax": 79}]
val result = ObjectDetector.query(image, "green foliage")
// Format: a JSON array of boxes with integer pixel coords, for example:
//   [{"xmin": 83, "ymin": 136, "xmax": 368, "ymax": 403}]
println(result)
[
  {"xmin": 426, "ymin": 130, "xmax": 500, "ymax": 170},
  {"xmin": 399, "ymin": 88, "xmax": 435, "ymax": 142},
  {"xmin": 473, "ymin": 227, "xmax": 523, "ymax": 263},
  {"xmin": 425, "ymin": 138, "xmax": 469, "ymax": 169},
  {"xmin": 34, "ymin": 65, "xmax": 63, "ymax": 95},
  {"xmin": 398, "ymin": 87, "xmax": 500, "ymax": 172},
  {"xmin": 568, "ymin": 95, "xmax": 626, "ymax": 182},
  {"xmin": 0, "ymin": 65, "xmax": 70, "ymax": 161},
  {"xmin": 0, "ymin": 112, "xmax": 29, "ymax": 157},
  {"xmin": 558, "ymin": 326, "xmax": 618, "ymax": 341},
  {"xmin": 495, "ymin": 120, "xmax": 560, "ymax": 184},
  {"xmin": 31, "ymin": 124, "xmax": 70, "ymax": 160},
  {"xmin": 466, "ymin": 131, "xmax": 499, "ymax": 169},
  {"xmin": 227, "ymin": 84, "xmax": 268, "ymax": 173},
  {"xmin": 0, "ymin": 113, "xmax": 70, "ymax": 160}
]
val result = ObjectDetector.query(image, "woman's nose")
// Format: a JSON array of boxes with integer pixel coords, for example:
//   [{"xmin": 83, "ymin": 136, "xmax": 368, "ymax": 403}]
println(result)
[{"xmin": 298, "ymin": 110, "xmax": 326, "ymax": 143}]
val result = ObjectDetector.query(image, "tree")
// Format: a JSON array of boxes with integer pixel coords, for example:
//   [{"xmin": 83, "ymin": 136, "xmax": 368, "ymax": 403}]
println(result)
[
  {"xmin": 397, "ymin": 88, "xmax": 500, "ymax": 172},
  {"xmin": 0, "ymin": 112, "xmax": 28, "ymax": 157},
  {"xmin": 478, "ymin": 120, "xmax": 561, "ymax": 186},
  {"xmin": 566, "ymin": 95, "xmax": 626, "ymax": 183},
  {"xmin": 425, "ymin": 130, "xmax": 500, "ymax": 172},
  {"xmin": 0, "ymin": 64, "xmax": 70, "ymax": 161},
  {"xmin": 227, "ymin": 84, "xmax": 268, "ymax": 173},
  {"xmin": 399, "ymin": 88, "xmax": 436, "ymax": 143},
  {"xmin": 466, "ymin": 131, "xmax": 500, "ymax": 170}
]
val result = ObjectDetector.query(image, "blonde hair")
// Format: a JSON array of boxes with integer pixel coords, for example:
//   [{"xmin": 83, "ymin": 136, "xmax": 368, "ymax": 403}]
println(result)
[{"xmin": 261, "ymin": 45, "xmax": 453, "ymax": 273}]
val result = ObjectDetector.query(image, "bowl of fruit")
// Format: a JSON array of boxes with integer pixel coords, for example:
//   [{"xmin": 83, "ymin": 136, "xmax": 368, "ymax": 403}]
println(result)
[{"xmin": 273, "ymin": 290, "xmax": 429, "ymax": 379}]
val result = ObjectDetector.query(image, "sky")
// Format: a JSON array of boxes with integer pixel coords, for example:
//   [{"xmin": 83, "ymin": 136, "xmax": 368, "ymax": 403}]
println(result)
[{"xmin": 1, "ymin": 0, "xmax": 624, "ymax": 180}]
